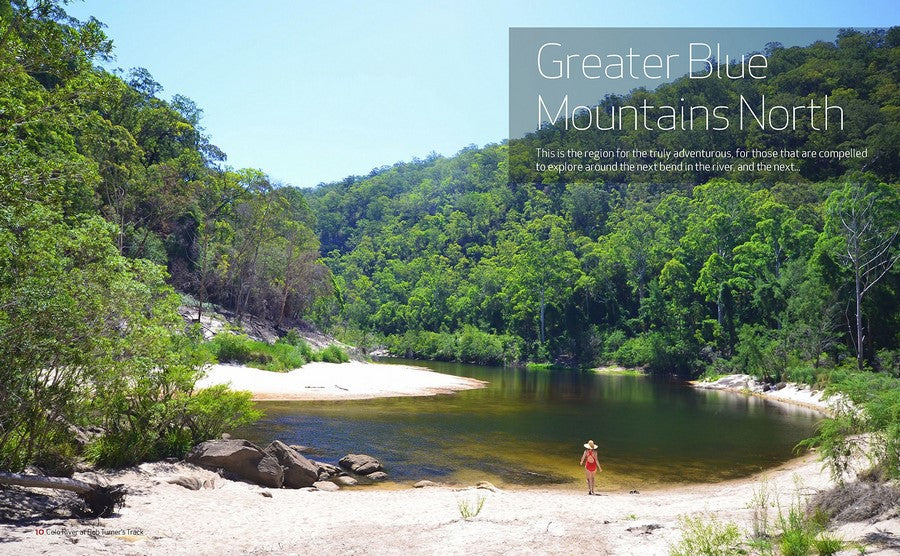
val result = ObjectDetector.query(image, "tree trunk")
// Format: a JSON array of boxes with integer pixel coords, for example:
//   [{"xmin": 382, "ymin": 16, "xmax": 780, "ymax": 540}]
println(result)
[
  {"xmin": 716, "ymin": 286, "xmax": 724, "ymax": 327},
  {"xmin": 539, "ymin": 287, "xmax": 546, "ymax": 345},
  {"xmin": 855, "ymin": 265, "xmax": 864, "ymax": 370},
  {"xmin": 0, "ymin": 472, "xmax": 126, "ymax": 517}
]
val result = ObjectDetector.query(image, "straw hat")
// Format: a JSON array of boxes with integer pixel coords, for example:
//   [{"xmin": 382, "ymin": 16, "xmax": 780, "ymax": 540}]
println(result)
[{"xmin": 584, "ymin": 440, "xmax": 598, "ymax": 450}]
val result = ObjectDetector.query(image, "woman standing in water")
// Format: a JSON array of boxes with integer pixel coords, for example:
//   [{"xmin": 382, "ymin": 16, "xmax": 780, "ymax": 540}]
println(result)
[{"xmin": 579, "ymin": 440, "xmax": 601, "ymax": 495}]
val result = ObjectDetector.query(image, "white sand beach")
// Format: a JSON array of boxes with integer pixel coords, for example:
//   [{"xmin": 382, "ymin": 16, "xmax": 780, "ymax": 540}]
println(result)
[
  {"xmin": 196, "ymin": 361, "xmax": 488, "ymax": 400},
  {"xmin": 2, "ymin": 453, "xmax": 896, "ymax": 555}
]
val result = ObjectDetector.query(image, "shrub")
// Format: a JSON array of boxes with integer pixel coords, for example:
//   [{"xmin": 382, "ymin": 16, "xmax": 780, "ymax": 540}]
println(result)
[
  {"xmin": 813, "ymin": 534, "xmax": 843, "ymax": 556},
  {"xmin": 613, "ymin": 335, "xmax": 654, "ymax": 368},
  {"xmin": 613, "ymin": 332, "xmax": 694, "ymax": 373},
  {"xmin": 776, "ymin": 497, "xmax": 829, "ymax": 556},
  {"xmin": 669, "ymin": 514, "xmax": 744, "ymax": 556},
  {"xmin": 86, "ymin": 340, "xmax": 263, "ymax": 467},
  {"xmin": 800, "ymin": 369, "xmax": 900, "ymax": 480},
  {"xmin": 319, "ymin": 345, "xmax": 350, "ymax": 363},
  {"xmin": 385, "ymin": 328, "xmax": 522, "ymax": 366},
  {"xmin": 210, "ymin": 333, "xmax": 311, "ymax": 372},
  {"xmin": 602, "ymin": 329, "xmax": 627, "ymax": 359},
  {"xmin": 267, "ymin": 342, "xmax": 308, "ymax": 369},
  {"xmin": 211, "ymin": 333, "xmax": 255, "ymax": 363},
  {"xmin": 749, "ymin": 478, "xmax": 773, "ymax": 540},
  {"xmin": 785, "ymin": 365, "xmax": 817, "ymax": 386}
]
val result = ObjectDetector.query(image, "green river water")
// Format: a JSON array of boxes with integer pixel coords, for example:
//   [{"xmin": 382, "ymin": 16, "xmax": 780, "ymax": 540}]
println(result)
[{"xmin": 236, "ymin": 359, "xmax": 821, "ymax": 490}]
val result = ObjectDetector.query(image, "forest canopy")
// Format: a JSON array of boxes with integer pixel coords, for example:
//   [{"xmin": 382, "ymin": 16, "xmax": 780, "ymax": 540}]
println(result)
[{"xmin": 306, "ymin": 28, "xmax": 899, "ymax": 378}]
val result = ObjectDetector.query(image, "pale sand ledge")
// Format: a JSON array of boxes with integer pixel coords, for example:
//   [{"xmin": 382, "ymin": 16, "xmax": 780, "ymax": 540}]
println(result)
[
  {"xmin": 196, "ymin": 361, "xmax": 487, "ymax": 401},
  {"xmin": 2, "ymin": 454, "xmax": 896, "ymax": 555},
  {"xmin": 690, "ymin": 373, "xmax": 836, "ymax": 414}
]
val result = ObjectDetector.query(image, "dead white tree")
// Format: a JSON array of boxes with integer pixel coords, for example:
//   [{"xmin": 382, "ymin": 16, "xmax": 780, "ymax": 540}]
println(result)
[{"xmin": 830, "ymin": 183, "xmax": 899, "ymax": 369}]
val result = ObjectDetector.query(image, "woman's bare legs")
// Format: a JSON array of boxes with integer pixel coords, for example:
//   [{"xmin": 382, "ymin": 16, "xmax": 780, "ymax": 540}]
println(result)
[{"xmin": 585, "ymin": 468, "xmax": 595, "ymax": 494}]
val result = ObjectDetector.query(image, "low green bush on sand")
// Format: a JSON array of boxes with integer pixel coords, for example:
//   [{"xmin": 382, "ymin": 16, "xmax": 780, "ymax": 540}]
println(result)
[
  {"xmin": 209, "ymin": 332, "xmax": 350, "ymax": 371},
  {"xmin": 669, "ymin": 514, "xmax": 744, "ymax": 556}
]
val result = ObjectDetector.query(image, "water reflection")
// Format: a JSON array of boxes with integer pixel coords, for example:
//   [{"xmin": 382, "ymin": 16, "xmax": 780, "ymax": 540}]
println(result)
[{"xmin": 236, "ymin": 360, "xmax": 821, "ymax": 489}]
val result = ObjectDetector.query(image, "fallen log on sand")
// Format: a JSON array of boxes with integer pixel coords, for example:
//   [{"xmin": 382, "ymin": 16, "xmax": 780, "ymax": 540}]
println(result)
[{"xmin": 0, "ymin": 472, "xmax": 126, "ymax": 517}]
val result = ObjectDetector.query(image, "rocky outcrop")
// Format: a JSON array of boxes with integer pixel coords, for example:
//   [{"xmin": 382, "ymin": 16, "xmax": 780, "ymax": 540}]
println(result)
[
  {"xmin": 264, "ymin": 441, "xmax": 318, "ymax": 488},
  {"xmin": 185, "ymin": 439, "xmax": 283, "ymax": 488},
  {"xmin": 184, "ymin": 440, "xmax": 390, "ymax": 489},
  {"xmin": 339, "ymin": 454, "xmax": 383, "ymax": 476}
]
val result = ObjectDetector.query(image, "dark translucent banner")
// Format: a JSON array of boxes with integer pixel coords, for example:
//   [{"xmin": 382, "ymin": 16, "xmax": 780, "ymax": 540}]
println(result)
[{"xmin": 508, "ymin": 28, "xmax": 870, "ymax": 184}]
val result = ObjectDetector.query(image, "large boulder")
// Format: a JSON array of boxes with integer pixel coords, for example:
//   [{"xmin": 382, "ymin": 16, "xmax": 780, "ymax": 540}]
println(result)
[
  {"xmin": 339, "ymin": 454, "xmax": 383, "ymax": 475},
  {"xmin": 264, "ymin": 441, "xmax": 319, "ymax": 488},
  {"xmin": 186, "ymin": 439, "xmax": 283, "ymax": 488}
]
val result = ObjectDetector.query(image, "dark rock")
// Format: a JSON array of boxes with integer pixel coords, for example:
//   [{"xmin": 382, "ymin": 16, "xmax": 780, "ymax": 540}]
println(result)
[
  {"xmin": 333, "ymin": 476, "xmax": 358, "ymax": 486},
  {"xmin": 260, "ymin": 491, "xmax": 272, "ymax": 498},
  {"xmin": 367, "ymin": 471, "xmax": 388, "ymax": 481},
  {"xmin": 264, "ymin": 441, "xmax": 319, "ymax": 488},
  {"xmin": 185, "ymin": 439, "xmax": 283, "ymax": 488},
  {"xmin": 774, "ymin": 382, "xmax": 787, "ymax": 390},
  {"xmin": 627, "ymin": 524, "xmax": 662, "ymax": 535},
  {"xmin": 312, "ymin": 461, "xmax": 342, "ymax": 480},
  {"xmin": 414, "ymin": 480, "xmax": 440, "ymax": 488},
  {"xmin": 339, "ymin": 454, "xmax": 383, "ymax": 475}
]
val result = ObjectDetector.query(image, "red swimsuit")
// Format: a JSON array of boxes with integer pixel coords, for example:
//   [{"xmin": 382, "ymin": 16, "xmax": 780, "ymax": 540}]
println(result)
[{"xmin": 585, "ymin": 450, "xmax": 598, "ymax": 472}]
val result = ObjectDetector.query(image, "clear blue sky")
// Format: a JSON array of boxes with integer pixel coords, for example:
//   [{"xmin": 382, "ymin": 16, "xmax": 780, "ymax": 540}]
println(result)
[{"xmin": 67, "ymin": 1, "xmax": 898, "ymax": 188}]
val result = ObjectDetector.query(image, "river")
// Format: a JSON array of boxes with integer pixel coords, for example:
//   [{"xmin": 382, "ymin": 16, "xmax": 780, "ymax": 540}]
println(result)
[{"xmin": 235, "ymin": 359, "xmax": 821, "ymax": 489}]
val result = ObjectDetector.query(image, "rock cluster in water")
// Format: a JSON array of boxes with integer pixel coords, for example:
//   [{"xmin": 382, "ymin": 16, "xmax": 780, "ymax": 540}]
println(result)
[{"xmin": 184, "ymin": 439, "xmax": 386, "ymax": 491}]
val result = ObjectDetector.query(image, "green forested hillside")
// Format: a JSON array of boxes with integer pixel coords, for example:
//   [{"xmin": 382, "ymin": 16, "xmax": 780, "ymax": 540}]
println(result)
[
  {"xmin": 0, "ymin": 1, "xmax": 332, "ymax": 470},
  {"xmin": 307, "ymin": 29, "xmax": 899, "ymax": 378}
]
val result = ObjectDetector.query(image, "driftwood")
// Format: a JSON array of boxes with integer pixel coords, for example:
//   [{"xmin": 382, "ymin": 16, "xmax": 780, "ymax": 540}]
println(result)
[{"xmin": 0, "ymin": 472, "xmax": 126, "ymax": 517}]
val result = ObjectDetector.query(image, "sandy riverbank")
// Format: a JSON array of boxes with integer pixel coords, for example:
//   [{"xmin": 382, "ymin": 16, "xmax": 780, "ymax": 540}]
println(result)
[
  {"xmin": 195, "ymin": 361, "xmax": 487, "ymax": 401},
  {"xmin": 690, "ymin": 374, "xmax": 835, "ymax": 414},
  {"xmin": 2, "ymin": 453, "xmax": 896, "ymax": 555}
]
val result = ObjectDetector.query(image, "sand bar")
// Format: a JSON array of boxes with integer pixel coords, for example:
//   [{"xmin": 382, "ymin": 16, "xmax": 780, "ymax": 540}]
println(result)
[{"xmin": 196, "ymin": 361, "xmax": 488, "ymax": 401}]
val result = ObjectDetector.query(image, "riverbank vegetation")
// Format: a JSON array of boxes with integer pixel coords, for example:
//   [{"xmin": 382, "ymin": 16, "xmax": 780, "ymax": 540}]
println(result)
[{"xmin": 208, "ymin": 331, "xmax": 350, "ymax": 371}]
